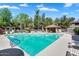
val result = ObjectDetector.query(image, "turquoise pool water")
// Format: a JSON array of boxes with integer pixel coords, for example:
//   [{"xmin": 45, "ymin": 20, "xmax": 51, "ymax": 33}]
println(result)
[{"xmin": 7, "ymin": 33, "xmax": 62, "ymax": 56}]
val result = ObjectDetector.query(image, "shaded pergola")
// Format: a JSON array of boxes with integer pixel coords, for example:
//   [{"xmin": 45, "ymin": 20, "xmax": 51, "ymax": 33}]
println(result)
[{"xmin": 45, "ymin": 25, "xmax": 61, "ymax": 33}]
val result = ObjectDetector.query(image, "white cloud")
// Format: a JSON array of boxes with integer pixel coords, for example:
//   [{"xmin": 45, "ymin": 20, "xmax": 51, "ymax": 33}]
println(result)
[
  {"xmin": 36, "ymin": 4, "xmax": 58, "ymax": 12},
  {"xmin": 19, "ymin": 3, "xmax": 28, "ymax": 7},
  {"xmin": 36, "ymin": 4, "xmax": 44, "ymax": 8},
  {"xmin": 62, "ymin": 12, "xmax": 69, "ymax": 15},
  {"xmin": 39, "ymin": 7, "xmax": 58, "ymax": 12},
  {"xmin": 64, "ymin": 3, "xmax": 73, "ymax": 7},
  {"xmin": 0, "ymin": 5, "xmax": 19, "ymax": 9}
]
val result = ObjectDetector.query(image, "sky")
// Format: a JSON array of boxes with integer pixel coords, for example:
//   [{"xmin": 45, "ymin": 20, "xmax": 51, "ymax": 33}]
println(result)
[{"xmin": 0, "ymin": 3, "xmax": 79, "ymax": 20}]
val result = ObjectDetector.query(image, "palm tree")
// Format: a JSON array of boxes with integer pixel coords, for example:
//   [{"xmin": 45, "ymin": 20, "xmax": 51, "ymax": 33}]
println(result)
[
  {"xmin": 34, "ymin": 10, "xmax": 41, "ymax": 30},
  {"xmin": 41, "ymin": 13, "xmax": 45, "ymax": 31}
]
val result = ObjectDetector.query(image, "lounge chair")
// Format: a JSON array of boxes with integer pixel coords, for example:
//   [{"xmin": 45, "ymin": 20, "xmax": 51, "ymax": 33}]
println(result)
[
  {"xmin": 68, "ymin": 35, "xmax": 79, "ymax": 48},
  {"xmin": 67, "ymin": 39, "xmax": 79, "ymax": 56},
  {"xmin": 66, "ymin": 51, "xmax": 77, "ymax": 56},
  {"xmin": 0, "ymin": 48, "xmax": 24, "ymax": 56},
  {"xmin": 68, "ymin": 40, "xmax": 79, "ymax": 47}
]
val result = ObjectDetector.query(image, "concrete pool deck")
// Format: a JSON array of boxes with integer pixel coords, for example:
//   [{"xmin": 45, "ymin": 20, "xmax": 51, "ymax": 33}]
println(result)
[
  {"xmin": 37, "ymin": 34, "xmax": 72, "ymax": 56},
  {"xmin": 0, "ymin": 35, "xmax": 11, "ymax": 50},
  {"xmin": 0, "ymin": 33, "xmax": 72, "ymax": 56}
]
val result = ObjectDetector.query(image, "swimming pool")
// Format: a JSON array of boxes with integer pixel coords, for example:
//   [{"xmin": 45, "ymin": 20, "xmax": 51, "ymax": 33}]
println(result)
[{"xmin": 7, "ymin": 33, "xmax": 62, "ymax": 56}]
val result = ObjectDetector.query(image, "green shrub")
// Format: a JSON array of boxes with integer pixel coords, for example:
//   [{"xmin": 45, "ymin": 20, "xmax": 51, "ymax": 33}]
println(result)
[{"xmin": 73, "ymin": 27, "xmax": 79, "ymax": 35}]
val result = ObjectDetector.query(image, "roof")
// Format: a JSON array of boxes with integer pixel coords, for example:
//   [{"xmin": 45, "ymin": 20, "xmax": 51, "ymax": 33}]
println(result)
[
  {"xmin": 45, "ymin": 24, "xmax": 61, "ymax": 28},
  {"xmin": 72, "ymin": 20, "xmax": 79, "ymax": 24}
]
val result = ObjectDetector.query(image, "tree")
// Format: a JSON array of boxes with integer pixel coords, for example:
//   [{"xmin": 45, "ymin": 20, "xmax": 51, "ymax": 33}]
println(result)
[
  {"xmin": 15, "ymin": 13, "xmax": 30, "ymax": 30},
  {"xmin": 68, "ymin": 17, "xmax": 75, "ymax": 25},
  {"xmin": 28, "ymin": 17, "xmax": 34, "ymax": 29},
  {"xmin": 41, "ymin": 13, "xmax": 45, "ymax": 31},
  {"xmin": 0, "ymin": 8, "xmax": 12, "ymax": 28},
  {"xmin": 11, "ymin": 19, "xmax": 20, "ymax": 28},
  {"xmin": 0, "ymin": 16, "xmax": 6, "ymax": 27},
  {"xmin": 44, "ymin": 17, "xmax": 53, "ymax": 27},
  {"xmin": 55, "ymin": 18, "xmax": 60, "ymax": 25},
  {"xmin": 34, "ymin": 10, "xmax": 42, "ymax": 30},
  {"xmin": 55, "ymin": 15, "xmax": 75, "ymax": 29}
]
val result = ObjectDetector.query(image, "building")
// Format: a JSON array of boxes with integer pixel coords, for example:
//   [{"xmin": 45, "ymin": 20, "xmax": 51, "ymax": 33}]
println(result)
[
  {"xmin": 45, "ymin": 25, "xmax": 61, "ymax": 33},
  {"xmin": 68, "ymin": 20, "xmax": 79, "ymax": 34},
  {"xmin": 71, "ymin": 20, "xmax": 79, "ymax": 28}
]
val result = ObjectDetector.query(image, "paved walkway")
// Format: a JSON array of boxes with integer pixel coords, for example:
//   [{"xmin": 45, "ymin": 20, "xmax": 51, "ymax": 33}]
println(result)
[{"xmin": 0, "ymin": 35, "xmax": 11, "ymax": 50}]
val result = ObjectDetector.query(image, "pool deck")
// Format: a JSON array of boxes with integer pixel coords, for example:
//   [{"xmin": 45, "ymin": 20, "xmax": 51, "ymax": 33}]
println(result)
[
  {"xmin": 0, "ymin": 35, "xmax": 11, "ymax": 50},
  {"xmin": 37, "ymin": 33, "xmax": 72, "ymax": 56},
  {"xmin": 0, "ymin": 33, "xmax": 72, "ymax": 56}
]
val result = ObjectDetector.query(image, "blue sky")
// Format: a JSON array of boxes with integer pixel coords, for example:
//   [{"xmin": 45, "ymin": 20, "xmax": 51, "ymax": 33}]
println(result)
[{"xmin": 0, "ymin": 3, "xmax": 79, "ymax": 20}]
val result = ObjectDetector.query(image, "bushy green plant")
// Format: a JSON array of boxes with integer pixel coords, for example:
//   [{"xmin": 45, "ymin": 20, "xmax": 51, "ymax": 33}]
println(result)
[{"xmin": 73, "ymin": 27, "xmax": 79, "ymax": 35}]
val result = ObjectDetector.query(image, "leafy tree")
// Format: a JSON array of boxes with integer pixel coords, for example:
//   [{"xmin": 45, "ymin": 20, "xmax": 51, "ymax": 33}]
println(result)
[
  {"xmin": 15, "ymin": 13, "xmax": 30, "ymax": 29},
  {"xmin": 55, "ymin": 15, "xmax": 75, "ymax": 29},
  {"xmin": 28, "ymin": 17, "xmax": 34, "ymax": 29},
  {"xmin": 0, "ymin": 8, "xmax": 12, "ymax": 28},
  {"xmin": 44, "ymin": 17, "xmax": 53, "ymax": 27},
  {"xmin": 55, "ymin": 18, "xmax": 60, "ymax": 25},
  {"xmin": 0, "ymin": 16, "xmax": 6, "ymax": 27},
  {"xmin": 11, "ymin": 19, "xmax": 20, "ymax": 28}
]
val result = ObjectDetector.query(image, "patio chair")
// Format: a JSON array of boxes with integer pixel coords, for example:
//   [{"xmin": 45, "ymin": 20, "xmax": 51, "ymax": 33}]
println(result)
[
  {"xmin": 66, "ymin": 51, "xmax": 77, "ymax": 56},
  {"xmin": 68, "ymin": 35, "xmax": 79, "ymax": 48},
  {"xmin": 67, "ymin": 37, "xmax": 79, "ymax": 56}
]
